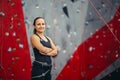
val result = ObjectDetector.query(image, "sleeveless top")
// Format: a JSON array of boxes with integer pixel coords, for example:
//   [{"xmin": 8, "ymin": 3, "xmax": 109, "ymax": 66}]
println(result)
[{"xmin": 33, "ymin": 34, "xmax": 52, "ymax": 65}]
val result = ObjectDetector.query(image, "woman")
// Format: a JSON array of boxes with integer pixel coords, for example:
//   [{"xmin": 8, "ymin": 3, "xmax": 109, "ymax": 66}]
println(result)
[{"xmin": 30, "ymin": 17, "xmax": 57, "ymax": 80}]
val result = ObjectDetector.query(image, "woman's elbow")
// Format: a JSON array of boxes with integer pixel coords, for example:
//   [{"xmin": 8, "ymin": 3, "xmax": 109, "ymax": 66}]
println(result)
[{"xmin": 53, "ymin": 48, "xmax": 58, "ymax": 56}]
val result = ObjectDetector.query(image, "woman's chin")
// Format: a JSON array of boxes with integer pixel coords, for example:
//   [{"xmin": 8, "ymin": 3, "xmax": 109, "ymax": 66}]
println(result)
[{"xmin": 38, "ymin": 31, "xmax": 44, "ymax": 33}]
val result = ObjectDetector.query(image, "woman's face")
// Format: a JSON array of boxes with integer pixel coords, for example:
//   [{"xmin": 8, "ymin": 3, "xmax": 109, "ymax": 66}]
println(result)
[{"xmin": 34, "ymin": 18, "xmax": 46, "ymax": 33}]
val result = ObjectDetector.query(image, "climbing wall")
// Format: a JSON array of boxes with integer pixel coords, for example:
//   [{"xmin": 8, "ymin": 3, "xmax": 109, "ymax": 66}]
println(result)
[
  {"xmin": 0, "ymin": 0, "xmax": 31, "ymax": 80},
  {"xmin": 1, "ymin": 0, "xmax": 119, "ymax": 80},
  {"xmin": 56, "ymin": 6, "xmax": 120, "ymax": 80},
  {"xmin": 22, "ymin": 0, "xmax": 120, "ymax": 80}
]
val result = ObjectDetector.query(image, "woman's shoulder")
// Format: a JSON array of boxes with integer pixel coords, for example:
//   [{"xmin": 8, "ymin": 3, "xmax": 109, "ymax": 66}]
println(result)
[
  {"xmin": 45, "ymin": 36, "xmax": 51, "ymax": 40},
  {"xmin": 31, "ymin": 34, "xmax": 36, "ymax": 37},
  {"xmin": 46, "ymin": 36, "xmax": 53, "ymax": 42},
  {"xmin": 31, "ymin": 34, "xmax": 39, "ymax": 40},
  {"xmin": 31, "ymin": 34, "xmax": 35, "ymax": 38}
]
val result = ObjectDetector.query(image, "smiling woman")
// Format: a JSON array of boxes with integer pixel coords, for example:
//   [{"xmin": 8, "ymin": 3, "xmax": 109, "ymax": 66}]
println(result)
[
  {"xmin": 33, "ymin": 17, "xmax": 46, "ymax": 34},
  {"xmin": 30, "ymin": 17, "xmax": 58, "ymax": 80}
]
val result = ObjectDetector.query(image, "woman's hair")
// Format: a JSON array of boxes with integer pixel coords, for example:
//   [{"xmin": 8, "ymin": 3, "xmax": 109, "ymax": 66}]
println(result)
[{"xmin": 33, "ymin": 17, "xmax": 44, "ymax": 34}]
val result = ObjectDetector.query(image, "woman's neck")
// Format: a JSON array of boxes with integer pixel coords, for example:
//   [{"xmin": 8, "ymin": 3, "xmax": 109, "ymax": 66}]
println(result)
[{"xmin": 36, "ymin": 32, "xmax": 44, "ymax": 37}]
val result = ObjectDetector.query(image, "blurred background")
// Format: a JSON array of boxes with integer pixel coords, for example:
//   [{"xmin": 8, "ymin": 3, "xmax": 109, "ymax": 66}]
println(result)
[{"xmin": 0, "ymin": 0, "xmax": 120, "ymax": 80}]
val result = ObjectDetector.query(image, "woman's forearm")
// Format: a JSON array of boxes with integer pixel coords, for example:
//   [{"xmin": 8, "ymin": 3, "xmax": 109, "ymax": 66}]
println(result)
[
  {"xmin": 47, "ymin": 49, "xmax": 57, "ymax": 56},
  {"xmin": 39, "ymin": 47, "xmax": 52, "ymax": 55}
]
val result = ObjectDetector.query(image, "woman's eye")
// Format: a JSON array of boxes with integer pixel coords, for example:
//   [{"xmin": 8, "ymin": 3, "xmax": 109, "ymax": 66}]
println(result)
[
  {"xmin": 37, "ymin": 23, "xmax": 45, "ymax": 25},
  {"xmin": 37, "ymin": 23, "xmax": 41, "ymax": 25},
  {"xmin": 42, "ymin": 23, "xmax": 45, "ymax": 25}
]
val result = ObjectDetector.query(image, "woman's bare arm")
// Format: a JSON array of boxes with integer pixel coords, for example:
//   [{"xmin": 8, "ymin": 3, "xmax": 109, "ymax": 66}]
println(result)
[
  {"xmin": 30, "ymin": 34, "xmax": 52, "ymax": 55},
  {"xmin": 46, "ymin": 37, "xmax": 58, "ymax": 56}
]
